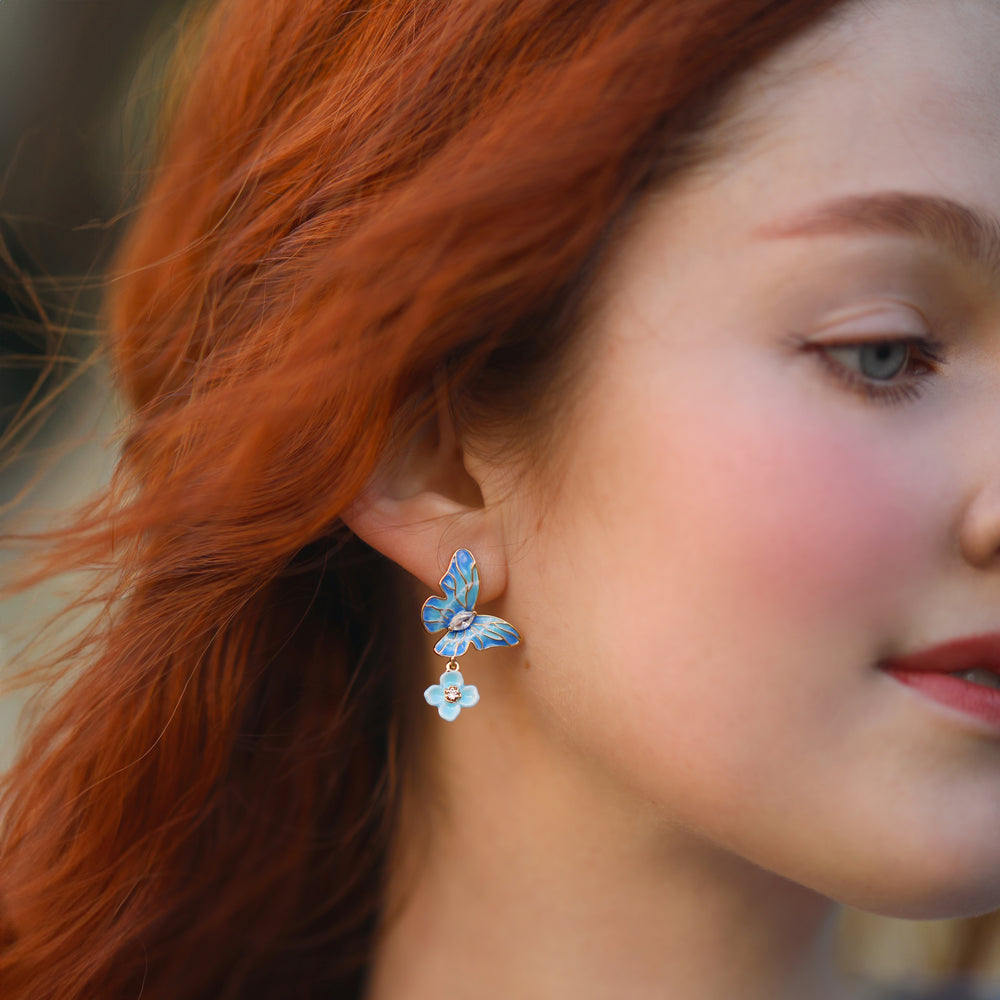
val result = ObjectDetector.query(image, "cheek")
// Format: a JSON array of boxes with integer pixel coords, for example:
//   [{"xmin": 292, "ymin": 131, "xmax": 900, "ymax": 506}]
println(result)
[
  {"xmin": 695, "ymin": 408, "xmax": 925, "ymax": 619},
  {"xmin": 540, "ymin": 375, "xmax": 937, "ymax": 757},
  {"xmin": 627, "ymin": 385, "xmax": 933, "ymax": 629},
  {"xmin": 527, "ymin": 380, "xmax": 935, "ymax": 829}
]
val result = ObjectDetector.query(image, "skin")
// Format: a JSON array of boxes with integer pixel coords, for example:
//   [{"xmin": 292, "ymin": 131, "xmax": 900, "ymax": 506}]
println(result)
[{"xmin": 344, "ymin": 2, "xmax": 1000, "ymax": 997}]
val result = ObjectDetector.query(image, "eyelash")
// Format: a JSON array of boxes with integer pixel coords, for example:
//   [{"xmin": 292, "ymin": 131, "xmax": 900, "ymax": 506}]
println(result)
[{"xmin": 808, "ymin": 335, "xmax": 947, "ymax": 407}]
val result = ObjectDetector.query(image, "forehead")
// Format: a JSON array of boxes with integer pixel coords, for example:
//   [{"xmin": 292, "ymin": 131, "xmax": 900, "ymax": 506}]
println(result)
[
  {"xmin": 700, "ymin": 0, "xmax": 1000, "ymax": 210},
  {"xmin": 592, "ymin": 0, "xmax": 1000, "ymax": 308},
  {"xmin": 576, "ymin": 0, "xmax": 1000, "ymax": 390}
]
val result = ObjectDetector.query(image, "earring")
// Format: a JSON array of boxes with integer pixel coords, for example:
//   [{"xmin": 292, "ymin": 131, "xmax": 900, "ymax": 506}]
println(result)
[{"xmin": 420, "ymin": 548, "xmax": 521, "ymax": 721}]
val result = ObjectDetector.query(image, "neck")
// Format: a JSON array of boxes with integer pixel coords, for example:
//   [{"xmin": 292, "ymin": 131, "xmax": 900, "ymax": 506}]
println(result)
[{"xmin": 364, "ymin": 703, "xmax": 860, "ymax": 1000}]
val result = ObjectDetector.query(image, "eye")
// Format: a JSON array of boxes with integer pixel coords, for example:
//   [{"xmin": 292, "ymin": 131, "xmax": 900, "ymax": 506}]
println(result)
[
  {"xmin": 810, "ymin": 335, "xmax": 946, "ymax": 406},
  {"xmin": 825, "ymin": 340, "xmax": 910, "ymax": 381}
]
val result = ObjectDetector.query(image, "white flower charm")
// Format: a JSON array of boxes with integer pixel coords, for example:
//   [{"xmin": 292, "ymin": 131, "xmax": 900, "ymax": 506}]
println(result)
[{"xmin": 424, "ymin": 667, "xmax": 480, "ymax": 722}]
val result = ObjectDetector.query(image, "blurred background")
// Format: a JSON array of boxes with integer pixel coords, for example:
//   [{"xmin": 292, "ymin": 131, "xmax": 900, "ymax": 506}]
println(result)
[
  {"xmin": 0, "ymin": 0, "xmax": 188, "ymax": 771},
  {"xmin": 0, "ymin": 0, "xmax": 999, "ymax": 994}
]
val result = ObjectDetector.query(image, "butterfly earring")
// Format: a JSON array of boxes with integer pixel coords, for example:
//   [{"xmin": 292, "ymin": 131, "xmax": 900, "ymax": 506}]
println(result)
[{"xmin": 421, "ymin": 548, "xmax": 521, "ymax": 721}]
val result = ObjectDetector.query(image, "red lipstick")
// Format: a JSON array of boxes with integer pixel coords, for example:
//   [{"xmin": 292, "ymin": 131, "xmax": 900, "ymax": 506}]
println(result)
[{"xmin": 879, "ymin": 633, "xmax": 1000, "ymax": 731}]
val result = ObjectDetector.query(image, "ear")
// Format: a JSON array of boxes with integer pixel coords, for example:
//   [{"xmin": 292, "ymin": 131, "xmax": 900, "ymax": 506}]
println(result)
[{"xmin": 340, "ymin": 375, "xmax": 509, "ymax": 601}]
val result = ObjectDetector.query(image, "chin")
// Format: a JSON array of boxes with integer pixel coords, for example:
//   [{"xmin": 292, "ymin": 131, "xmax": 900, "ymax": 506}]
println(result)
[
  {"xmin": 811, "ymin": 843, "xmax": 1000, "ymax": 920},
  {"xmin": 766, "ymin": 787, "xmax": 1000, "ymax": 919},
  {"xmin": 841, "ymin": 888, "xmax": 1000, "ymax": 922}
]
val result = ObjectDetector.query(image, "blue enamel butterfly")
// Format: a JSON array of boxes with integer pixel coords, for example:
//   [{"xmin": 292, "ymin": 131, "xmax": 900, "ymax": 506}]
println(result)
[{"xmin": 421, "ymin": 548, "xmax": 521, "ymax": 658}]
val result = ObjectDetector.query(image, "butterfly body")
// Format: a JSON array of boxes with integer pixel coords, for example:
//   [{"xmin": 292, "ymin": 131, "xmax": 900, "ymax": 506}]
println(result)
[{"xmin": 448, "ymin": 609, "xmax": 477, "ymax": 631}]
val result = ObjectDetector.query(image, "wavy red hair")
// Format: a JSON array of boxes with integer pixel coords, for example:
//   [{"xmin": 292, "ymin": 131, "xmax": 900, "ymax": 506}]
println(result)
[{"xmin": 0, "ymin": 2, "xmax": 853, "ymax": 997}]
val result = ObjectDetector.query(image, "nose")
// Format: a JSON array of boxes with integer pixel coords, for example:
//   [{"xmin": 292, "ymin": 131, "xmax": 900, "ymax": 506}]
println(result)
[{"xmin": 958, "ymin": 475, "xmax": 1000, "ymax": 569}]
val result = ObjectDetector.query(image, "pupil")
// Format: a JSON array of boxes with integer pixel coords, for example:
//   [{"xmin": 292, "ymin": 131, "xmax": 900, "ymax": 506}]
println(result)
[{"xmin": 861, "ymin": 341, "xmax": 907, "ymax": 380}]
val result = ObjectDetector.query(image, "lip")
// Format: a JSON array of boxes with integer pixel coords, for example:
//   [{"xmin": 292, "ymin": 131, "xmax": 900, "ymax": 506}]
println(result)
[
  {"xmin": 878, "ymin": 632, "xmax": 1000, "ymax": 675},
  {"xmin": 879, "ymin": 632, "xmax": 1000, "ymax": 733}
]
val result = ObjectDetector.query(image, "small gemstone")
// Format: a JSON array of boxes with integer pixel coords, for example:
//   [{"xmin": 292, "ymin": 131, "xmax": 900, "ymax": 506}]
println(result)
[
  {"xmin": 444, "ymin": 685, "xmax": 462, "ymax": 703},
  {"xmin": 449, "ymin": 610, "xmax": 477, "ymax": 631}
]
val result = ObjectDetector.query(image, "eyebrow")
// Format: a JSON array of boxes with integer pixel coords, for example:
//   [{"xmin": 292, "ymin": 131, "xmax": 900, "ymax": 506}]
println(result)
[{"xmin": 754, "ymin": 191, "xmax": 1000, "ymax": 280}]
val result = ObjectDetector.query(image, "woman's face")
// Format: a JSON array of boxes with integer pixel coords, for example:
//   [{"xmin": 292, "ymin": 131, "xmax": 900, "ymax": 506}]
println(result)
[{"xmin": 489, "ymin": 0, "xmax": 1000, "ymax": 918}]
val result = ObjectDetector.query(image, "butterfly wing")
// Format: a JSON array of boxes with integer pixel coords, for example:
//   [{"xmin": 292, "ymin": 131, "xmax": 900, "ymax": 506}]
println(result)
[
  {"xmin": 421, "ymin": 548, "xmax": 480, "ymax": 634},
  {"xmin": 440, "ymin": 548, "xmax": 479, "ymax": 610},
  {"xmin": 432, "ymin": 614, "xmax": 519, "ymax": 657},
  {"xmin": 433, "ymin": 627, "xmax": 473, "ymax": 657},
  {"xmin": 466, "ymin": 614, "xmax": 521, "ymax": 651},
  {"xmin": 421, "ymin": 595, "xmax": 458, "ymax": 633}
]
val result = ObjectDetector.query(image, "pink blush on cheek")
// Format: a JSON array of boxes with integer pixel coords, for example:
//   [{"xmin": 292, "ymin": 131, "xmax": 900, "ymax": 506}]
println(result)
[{"xmin": 654, "ymin": 402, "xmax": 930, "ymax": 624}]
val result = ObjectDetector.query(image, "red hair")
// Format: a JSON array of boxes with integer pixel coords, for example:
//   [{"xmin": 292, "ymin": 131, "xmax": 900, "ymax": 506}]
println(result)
[{"xmin": 1, "ymin": 2, "xmax": 850, "ymax": 997}]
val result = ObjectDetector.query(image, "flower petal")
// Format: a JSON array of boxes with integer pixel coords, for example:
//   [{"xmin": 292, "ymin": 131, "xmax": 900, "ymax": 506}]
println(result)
[
  {"xmin": 459, "ymin": 685, "xmax": 479, "ymax": 707},
  {"xmin": 424, "ymin": 684, "xmax": 445, "ymax": 706},
  {"xmin": 437, "ymin": 702, "xmax": 462, "ymax": 722},
  {"xmin": 441, "ymin": 670, "xmax": 464, "ymax": 687}
]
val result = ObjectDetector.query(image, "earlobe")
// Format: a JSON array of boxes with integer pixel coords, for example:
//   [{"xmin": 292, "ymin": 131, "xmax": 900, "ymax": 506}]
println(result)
[
  {"xmin": 341, "ymin": 483, "xmax": 509, "ymax": 600},
  {"xmin": 338, "ymin": 380, "xmax": 509, "ymax": 599}
]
